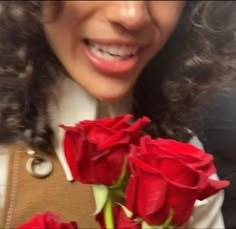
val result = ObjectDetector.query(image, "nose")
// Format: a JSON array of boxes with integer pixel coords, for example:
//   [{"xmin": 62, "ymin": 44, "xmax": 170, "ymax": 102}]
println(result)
[{"xmin": 105, "ymin": 1, "xmax": 151, "ymax": 31}]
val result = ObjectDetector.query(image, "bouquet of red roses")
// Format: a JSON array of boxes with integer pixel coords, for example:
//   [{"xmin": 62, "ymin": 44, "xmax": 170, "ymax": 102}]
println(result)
[{"xmin": 61, "ymin": 114, "xmax": 229, "ymax": 229}]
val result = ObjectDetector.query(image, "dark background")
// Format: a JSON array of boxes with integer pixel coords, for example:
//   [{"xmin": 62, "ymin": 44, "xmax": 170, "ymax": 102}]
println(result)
[{"xmin": 200, "ymin": 83, "xmax": 236, "ymax": 229}]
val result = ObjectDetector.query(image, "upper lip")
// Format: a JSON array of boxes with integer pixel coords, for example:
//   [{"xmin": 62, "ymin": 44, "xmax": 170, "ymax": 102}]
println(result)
[{"xmin": 84, "ymin": 38, "xmax": 146, "ymax": 49}]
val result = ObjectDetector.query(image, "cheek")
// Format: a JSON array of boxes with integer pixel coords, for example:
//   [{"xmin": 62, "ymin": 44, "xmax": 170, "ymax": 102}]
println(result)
[
  {"xmin": 42, "ymin": 4, "xmax": 82, "ymax": 71},
  {"xmin": 151, "ymin": 1, "xmax": 185, "ymax": 43},
  {"xmin": 42, "ymin": 1, "xmax": 100, "ymax": 66}
]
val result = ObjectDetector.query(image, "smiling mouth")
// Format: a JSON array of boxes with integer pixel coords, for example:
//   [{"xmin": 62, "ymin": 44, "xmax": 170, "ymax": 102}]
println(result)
[
  {"xmin": 82, "ymin": 38, "xmax": 143, "ymax": 75},
  {"xmin": 84, "ymin": 39, "xmax": 141, "ymax": 61}
]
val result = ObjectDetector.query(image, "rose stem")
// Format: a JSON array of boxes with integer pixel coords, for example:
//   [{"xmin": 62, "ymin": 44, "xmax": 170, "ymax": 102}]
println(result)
[{"xmin": 104, "ymin": 193, "xmax": 114, "ymax": 229}]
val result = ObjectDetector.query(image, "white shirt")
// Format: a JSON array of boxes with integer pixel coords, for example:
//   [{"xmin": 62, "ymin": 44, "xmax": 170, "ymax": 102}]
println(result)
[
  {"xmin": 0, "ymin": 76, "xmax": 225, "ymax": 228},
  {"xmin": 0, "ymin": 146, "xmax": 8, "ymax": 208}
]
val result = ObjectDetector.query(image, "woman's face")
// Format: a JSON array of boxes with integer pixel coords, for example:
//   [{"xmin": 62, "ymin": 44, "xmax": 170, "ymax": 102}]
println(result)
[{"xmin": 43, "ymin": 1, "xmax": 185, "ymax": 101}]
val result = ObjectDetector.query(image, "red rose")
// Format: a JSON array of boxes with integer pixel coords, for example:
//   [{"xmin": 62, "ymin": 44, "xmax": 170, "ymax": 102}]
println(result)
[
  {"xmin": 126, "ymin": 136, "xmax": 230, "ymax": 226},
  {"xmin": 143, "ymin": 137, "xmax": 216, "ymax": 177},
  {"xmin": 96, "ymin": 206, "xmax": 141, "ymax": 229},
  {"xmin": 61, "ymin": 114, "xmax": 149, "ymax": 186},
  {"xmin": 17, "ymin": 212, "xmax": 78, "ymax": 229}
]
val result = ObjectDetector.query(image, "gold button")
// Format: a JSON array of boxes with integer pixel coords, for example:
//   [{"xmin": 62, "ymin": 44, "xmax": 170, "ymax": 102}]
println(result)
[{"xmin": 26, "ymin": 155, "xmax": 53, "ymax": 178}]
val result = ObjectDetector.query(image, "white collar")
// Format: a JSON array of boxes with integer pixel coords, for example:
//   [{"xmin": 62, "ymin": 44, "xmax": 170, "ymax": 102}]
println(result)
[{"xmin": 47, "ymin": 76, "xmax": 132, "ymax": 181}]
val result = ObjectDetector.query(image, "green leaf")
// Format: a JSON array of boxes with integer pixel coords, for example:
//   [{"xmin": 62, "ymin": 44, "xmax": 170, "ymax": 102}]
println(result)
[
  {"xmin": 134, "ymin": 218, "xmax": 143, "ymax": 224},
  {"xmin": 112, "ymin": 188, "xmax": 126, "ymax": 198},
  {"xmin": 140, "ymin": 208, "xmax": 176, "ymax": 229},
  {"xmin": 163, "ymin": 208, "xmax": 174, "ymax": 228},
  {"xmin": 142, "ymin": 221, "xmax": 155, "ymax": 229},
  {"xmin": 117, "ymin": 203, "xmax": 133, "ymax": 218},
  {"xmin": 160, "ymin": 208, "xmax": 175, "ymax": 229},
  {"xmin": 92, "ymin": 184, "xmax": 109, "ymax": 215},
  {"xmin": 110, "ymin": 157, "xmax": 128, "ymax": 190}
]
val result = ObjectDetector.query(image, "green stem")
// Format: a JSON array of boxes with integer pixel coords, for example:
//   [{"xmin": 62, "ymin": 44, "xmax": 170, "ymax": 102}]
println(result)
[{"xmin": 104, "ymin": 193, "xmax": 114, "ymax": 229}]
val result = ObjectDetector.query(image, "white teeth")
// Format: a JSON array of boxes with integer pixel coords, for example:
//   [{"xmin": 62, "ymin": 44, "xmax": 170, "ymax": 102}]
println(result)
[
  {"xmin": 90, "ymin": 46, "xmax": 103, "ymax": 59},
  {"xmin": 88, "ymin": 41, "xmax": 139, "ymax": 59},
  {"xmin": 89, "ymin": 45, "xmax": 122, "ymax": 61}
]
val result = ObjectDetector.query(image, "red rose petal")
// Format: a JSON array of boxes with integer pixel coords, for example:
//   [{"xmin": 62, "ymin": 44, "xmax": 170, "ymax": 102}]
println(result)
[
  {"xmin": 17, "ymin": 212, "xmax": 78, "ymax": 229},
  {"xmin": 198, "ymin": 178, "xmax": 230, "ymax": 200}
]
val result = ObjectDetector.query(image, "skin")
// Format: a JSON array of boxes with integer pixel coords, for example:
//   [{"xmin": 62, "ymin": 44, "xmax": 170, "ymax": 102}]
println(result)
[{"xmin": 43, "ymin": 1, "xmax": 185, "ymax": 101}]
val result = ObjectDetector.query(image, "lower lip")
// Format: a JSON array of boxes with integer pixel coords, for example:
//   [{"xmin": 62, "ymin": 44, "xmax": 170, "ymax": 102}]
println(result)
[{"xmin": 83, "ymin": 42, "xmax": 139, "ymax": 75}]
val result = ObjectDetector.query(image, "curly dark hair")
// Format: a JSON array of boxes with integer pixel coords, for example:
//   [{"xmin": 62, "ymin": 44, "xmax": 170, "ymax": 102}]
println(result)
[{"xmin": 0, "ymin": 1, "xmax": 235, "ymax": 152}]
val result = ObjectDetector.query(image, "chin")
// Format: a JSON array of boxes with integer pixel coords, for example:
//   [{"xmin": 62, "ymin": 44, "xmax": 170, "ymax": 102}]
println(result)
[
  {"xmin": 75, "ymin": 73, "xmax": 135, "ymax": 102},
  {"xmin": 96, "ymin": 94, "xmax": 126, "ymax": 102},
  {"xmin": 91, "ymin": 89, "xmax": 130, "ymax": 102},
  {"xmin": 98, "ymin": 96, "xmax": 123, "ymax": 102}
]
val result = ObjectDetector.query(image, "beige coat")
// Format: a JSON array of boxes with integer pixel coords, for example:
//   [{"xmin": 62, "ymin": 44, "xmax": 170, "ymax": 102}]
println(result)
[{"xmin": 0, "ymin": 144, "xmax": 99, "ymax": 229}]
